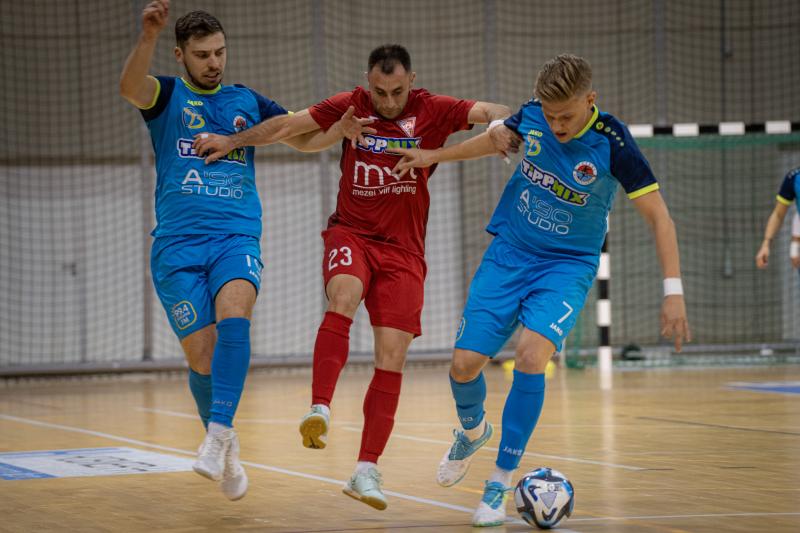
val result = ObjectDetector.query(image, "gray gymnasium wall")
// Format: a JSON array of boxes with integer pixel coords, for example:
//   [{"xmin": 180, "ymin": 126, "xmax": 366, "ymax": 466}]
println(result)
[{"xmin": 1, "ymin": 0, "xmax": 799, "ymax": 367}]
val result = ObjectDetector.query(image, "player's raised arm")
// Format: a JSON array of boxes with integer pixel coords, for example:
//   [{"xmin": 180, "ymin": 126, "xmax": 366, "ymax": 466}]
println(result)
[
  {"xmin": 631, "ymin": 190, "xmax": 691, "ymax": 352},
  {"xmin": 468, "ymin": 102, "xmax": 521, "ymax": 157},
  {"xmin": 119, "ymin": 0, "xmax": 169, "ymax": 108},
  {"xmin": 755, "ymin": 201, "xmax": 790, "ymax": 269},
  {"xmin": 391, "ymin": 131, "xmax": 501, "ymax": 177},
  {"xmin": 281, "ymin": 106, "xmax": 376, "ymax": 153}
]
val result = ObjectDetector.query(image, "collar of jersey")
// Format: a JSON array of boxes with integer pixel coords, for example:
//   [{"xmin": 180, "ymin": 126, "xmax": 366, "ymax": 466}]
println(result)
[
  {"xmin": 181, "ymin": 77, "xmax": 222, "ymax": 95},
  {"xmin": 573, "ymin": 105, "xmax": 599, "ymax": 139}
]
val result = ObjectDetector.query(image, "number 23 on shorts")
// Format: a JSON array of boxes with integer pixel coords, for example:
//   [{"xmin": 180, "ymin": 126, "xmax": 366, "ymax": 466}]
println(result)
[{"xmin": 327, "ymin": 246, "xmax": 353, "ymax": 271}]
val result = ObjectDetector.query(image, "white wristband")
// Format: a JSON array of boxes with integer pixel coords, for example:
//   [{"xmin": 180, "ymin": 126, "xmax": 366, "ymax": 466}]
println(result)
[
  {"xmin": 791, "ymin": 242, "xmax": 800, "ymax": 258},
  {"xmin": 488, "ymin": 119, "xmax": 506, "ymax": 132},
  {"xmin": 663, "ymin": 278, "xmax": 683, "ymax": 297}
]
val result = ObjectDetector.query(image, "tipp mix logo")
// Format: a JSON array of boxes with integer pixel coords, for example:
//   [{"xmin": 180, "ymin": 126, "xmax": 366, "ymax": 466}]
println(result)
[{"xmin": 520, "ymin": 159, "xmax": 588, "ymax": 206}]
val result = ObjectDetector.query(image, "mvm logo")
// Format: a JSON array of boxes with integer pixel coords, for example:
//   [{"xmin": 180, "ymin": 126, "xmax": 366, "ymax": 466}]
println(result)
[
  {"xmin": 520, "ymin": 159, "xmax": 588, "ymax": 206},
  {"xmin": 357, "ymin": 134, "xmax": 421, "ymax": 154},
  {"xmin": 177, "ymin": 139, "xmax": 247, "ymax": 166}
]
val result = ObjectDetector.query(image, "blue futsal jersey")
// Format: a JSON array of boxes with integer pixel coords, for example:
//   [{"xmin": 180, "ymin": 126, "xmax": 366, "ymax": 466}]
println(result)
[
  {"xmin": 490, "ymin": 101, "xmax": 659, "ymax": 263},
  {"xmin": 140, "ymin": 76, "xmax": 287, "ymax": 238},
  {"xmin": 776, "ymin": 167, "xmax": 800, "ymax": 206}
]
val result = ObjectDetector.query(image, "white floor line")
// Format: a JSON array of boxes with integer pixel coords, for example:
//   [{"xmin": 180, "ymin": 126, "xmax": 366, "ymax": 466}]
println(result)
[
  {"xmin": 340, "ymin": 427, "xmax": 648, "ymax": 471},
  {"xmin": 569, "ymin": 511, "xmax": 800, "ymax": 522},
  {"xmin": 0, "ymin": 413, "xmax": 509, "ymax": 522}
]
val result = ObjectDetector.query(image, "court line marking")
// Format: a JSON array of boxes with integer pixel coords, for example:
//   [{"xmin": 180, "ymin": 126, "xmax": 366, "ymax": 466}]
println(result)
[
  {"xmin": 340, "ymin": 427, "xmax": 648, "ymax": 471},
  {"xmin": 0, "ymin": 413, "xmax": 532, "ymax": 528},
  {"xmin": 638, "ymin": 416, "xmax": 800, "ymax": 437},
  {"xmin": 3, "ymin": 414, "xmax": 797, "ymax": 528},
  {"xmin": 569, "ymin": 511, "xmax": 800, "ymax": 522}
]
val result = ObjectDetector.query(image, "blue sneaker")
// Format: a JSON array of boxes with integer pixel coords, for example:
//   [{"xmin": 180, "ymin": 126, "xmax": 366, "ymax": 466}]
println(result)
[
  {"xmin": 472, "ymin": 480, "xmax": 511, "ymax": 527},
  {"xmin": 436, "ymin": 422, "xmax": 493, "ymax": 487}
]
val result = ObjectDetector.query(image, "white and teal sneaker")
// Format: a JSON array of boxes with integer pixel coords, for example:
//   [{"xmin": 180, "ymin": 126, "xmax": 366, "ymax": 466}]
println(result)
[
  {"xmin": 220, "ymin": 431, "xmax": 248, "ymax": 501},
  {"xmin": 299, "ymin": 404, "xmax": 330, "ymax": 449},
  {"xmin": 436, "ymin": 422, "xmax": 494, "ymax": 487},
  {"xmin": 342, "ymin": 466, "xmax": 388, "ymax": 510},
  {"xmin": 472, "ymin": 480, "xmax": 511, "ymax": 527}
]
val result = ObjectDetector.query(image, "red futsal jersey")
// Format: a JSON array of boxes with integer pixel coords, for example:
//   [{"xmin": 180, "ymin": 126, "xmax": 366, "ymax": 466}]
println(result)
[{"xmin": 309, "ymin": 87, "xmax": 475, "ymax": 258}]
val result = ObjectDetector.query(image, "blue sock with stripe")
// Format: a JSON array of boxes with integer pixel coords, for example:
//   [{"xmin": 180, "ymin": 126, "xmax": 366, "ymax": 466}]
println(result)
[
  {"xmin": 450, "ymin": 372, "xmax": 486, "ymax": 430},
  {"xmin": 496, "ymin": 370, "xmax": 545, "ymax": 470},
  {"xmin": 209, "ymin": 318, "xmax": 251, "ymax": 428},
  {"xmin": 188, "ymin": 369, "xmax": 212, "ymax": 429}
]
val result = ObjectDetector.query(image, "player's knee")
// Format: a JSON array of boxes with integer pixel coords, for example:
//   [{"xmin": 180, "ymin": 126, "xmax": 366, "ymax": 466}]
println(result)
[
  {"xmin": 514, "ymin": 346, "xmax": 552, "ymax": 373},
  {"xmin": 185, "ymin": 348, "xmax": 213, "ymax": 374},
  {"xmin": 326, "ymin": 289, "xmax": 360, "ymax": 315},
  {"xmin": 450, "ymin": 355, "xmax": 483, "ymax": 382}
]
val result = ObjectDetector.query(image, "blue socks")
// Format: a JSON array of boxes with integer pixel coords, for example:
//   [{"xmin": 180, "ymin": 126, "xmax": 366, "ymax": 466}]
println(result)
[
  {"xmin": 188, "ymin": 369, "xmax": 212, "ymax": 429},
  {"xmin": 209, "ymin": 317, "xmax": 251, "ymax": 428},
  {"xmin": 450, "ymin": 372, "xmax": 487, "ymax": 430},
  {"xmin": 496, "ymin": 370, "xmax": 545, "ymax": 471}
]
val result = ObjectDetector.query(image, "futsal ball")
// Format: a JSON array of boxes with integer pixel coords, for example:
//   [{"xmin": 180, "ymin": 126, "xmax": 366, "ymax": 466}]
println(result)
[{"xmin": 514, "ymin": 467, "xmax": 575, "ymax": 529}]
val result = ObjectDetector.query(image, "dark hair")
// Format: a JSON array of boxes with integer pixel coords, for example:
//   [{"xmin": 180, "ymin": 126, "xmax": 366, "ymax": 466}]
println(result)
[
  {"xmin": 368, "ymin": 44, "xmax": 411, "ymax": 75},
  {"xmin": 175, "ymin": 11, "xmax": 225, "ymax": 49}
]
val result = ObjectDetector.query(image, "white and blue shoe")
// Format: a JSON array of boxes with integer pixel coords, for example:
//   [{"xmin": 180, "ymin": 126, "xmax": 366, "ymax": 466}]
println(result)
[
  {"xmin": 436, "ymin": 422, "xmax": 494, "ymax": 487},
  {"xmin": 472, "ymin": 480, "xmax": 511, "ymax": 527}
]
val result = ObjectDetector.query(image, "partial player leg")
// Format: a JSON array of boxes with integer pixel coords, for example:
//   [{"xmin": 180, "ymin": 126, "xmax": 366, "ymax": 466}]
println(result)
[
  {"xmin": 301, "ymin": 273, "xmax": 362, "ymax": 449},
  {"xmin": 438, "ymin": 348, "xmax": 494, "ymax": 487},
  {"xmin": 474, "ymin": 328, "xmax": 551, "ymax": 527},
  {"xmin": 342, "ymin": 326, "xmax": 411, "ymax": 510},
  {"xmin": 181, "ymin": 326, "xmax": 216, "ymax": 429}
]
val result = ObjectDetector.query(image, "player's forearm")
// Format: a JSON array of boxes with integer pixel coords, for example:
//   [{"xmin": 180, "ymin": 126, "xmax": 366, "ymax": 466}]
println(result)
[
  {"xmin": 281, "ymin": 125, "xmax": 342, "ymax": 153},
  {"xmin": 650, "ymin": 214, "xmax": 682, "ymax": 279},
  {"xmin": 469, "ymin": 102, "xmax": 512, "ymax": 124},
  {"xmin": 431, "ymin": 131, "xmax": 500, "ymax": 164},
  {"xmin": 230, "ymin": 110, "xmax": 319, "ymax": 149},
  {"xmin": 119, "ymin": 33, "xmax": 159, "ymax": 101},
  {"xmin": 762, "ymin": 209, "xmax": 788, "ymax": 245}
]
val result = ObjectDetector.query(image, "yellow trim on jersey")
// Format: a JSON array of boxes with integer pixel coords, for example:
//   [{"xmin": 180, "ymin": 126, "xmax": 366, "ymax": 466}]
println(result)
[
  {"xmin": 181, "ymin": 77, "xmax": 222, "ymax": 95},
  {"xmin": 574, "ymin": 105, "xmax": 599, "ymax": 139},
  {"xmin": 777, "ymin": 195, "xmax": 793, "ymax": 206},
  {"xmin": 137, "ymin": 75, "xmax": 161, "ymax": 110},
  {"xmin": 628, "ymin": 182, "xmax": 660, "ymax": 200}
]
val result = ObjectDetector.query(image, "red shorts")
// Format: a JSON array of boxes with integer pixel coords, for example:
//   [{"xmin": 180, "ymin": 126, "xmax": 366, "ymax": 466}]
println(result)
[{"xmin": 321, "ymin": 226, "xmax": 427, "ymax": 336}]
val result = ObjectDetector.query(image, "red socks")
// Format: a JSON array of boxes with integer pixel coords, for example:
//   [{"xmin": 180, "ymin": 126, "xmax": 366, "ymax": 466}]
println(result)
[
  {"xmin": 358, "ymin": 368, "xmax": 403, "ymax": 463},
  {"xmin": 311, "ymin": 311, "xmax": 353, "ymax": 406}
]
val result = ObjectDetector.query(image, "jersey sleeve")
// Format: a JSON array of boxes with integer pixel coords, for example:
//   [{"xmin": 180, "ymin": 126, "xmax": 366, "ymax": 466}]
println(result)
[
  {"xmin": 608, "ymin": 121, "xmax": 659, "ymax": 199},
  {"xmin": 245, "ymin": 88, "xmax": 288, "ymax": 122},
  {"xmin": 777, "ymin": 169, "xmax": 799, "ymax": 205},
  {"xmin": 140, "ymin": 76, "xmax": 175, "ymax": 122},
  {"xmin": 308, "ymin": 91, "xmax": 353, "ymax": 131},
  {"xmin": 427, "ymin": 94, "xmax": 476, "ymax": 134},
  {"xmin": 503, "ymin": 102, "xmax": 528, "ymax": 135}
]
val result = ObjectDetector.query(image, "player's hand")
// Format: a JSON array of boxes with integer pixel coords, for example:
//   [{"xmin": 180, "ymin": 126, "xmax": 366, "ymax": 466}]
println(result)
[
  {"xmin": 192, "ymin": 133, "xmax": 234, "ymax": 164},
  {"xmin": 661, "ymin": 294, "xmax": 691, "ymax": 352},
  {"xmin": 755, "ymin": 242, "xmax": 770, "ymax": 269},
  {"xmin": 792, "ymin": 256, "xmax": 800, "ymax": 269},
  {"xmin": 390, "ymin": 147, "xmax": 439, "ymax": 178},
  {"xmin": 141, "ymin": 0, "xmax": 169, "ymax": 38},
  {"xmin": 489, "ymin": 124, "xmax": 522, "ymax": 158},
  {"xmin": 333, "ymin": 106, "xmax": 376, "ymax": 148}
]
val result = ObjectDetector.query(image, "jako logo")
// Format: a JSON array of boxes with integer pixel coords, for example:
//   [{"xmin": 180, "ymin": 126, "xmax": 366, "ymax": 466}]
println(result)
[{"xmin": 520, "ymin": 159, "xmax": 588, "ymax": 206}]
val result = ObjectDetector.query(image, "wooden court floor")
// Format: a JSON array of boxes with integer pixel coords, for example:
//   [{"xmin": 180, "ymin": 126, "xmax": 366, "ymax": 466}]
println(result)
[{"xmin": 1, "ymin": 362, "xmax": 799, "ymax": 532}]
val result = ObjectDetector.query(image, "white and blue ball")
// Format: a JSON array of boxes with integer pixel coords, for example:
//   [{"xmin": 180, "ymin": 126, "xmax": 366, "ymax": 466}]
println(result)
[{"xmin": 514, "ymin": 467, "xmax": 575, "ymax": 529}]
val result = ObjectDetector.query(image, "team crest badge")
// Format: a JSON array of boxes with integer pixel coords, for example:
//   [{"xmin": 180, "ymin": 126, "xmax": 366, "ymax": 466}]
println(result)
[
  {"xmin": 573, "ymin": 161, "xmax": 598, "ymax": 185},
  {"xmin": 233, "ymin": 115, "xmax": 247, "ymax": 132},
  {"xmin": 182, "ymin": 107, "xmax": 205, "ymax": 129},
  {"xmin": 397, "ymin": 117, "xmax": 416, "ymax": 137}
]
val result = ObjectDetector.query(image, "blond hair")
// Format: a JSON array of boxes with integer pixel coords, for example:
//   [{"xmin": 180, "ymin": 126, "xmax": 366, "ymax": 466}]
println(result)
[{"xmin": 534, "ymin": 54, "xmax": 593, "ymax": 102}]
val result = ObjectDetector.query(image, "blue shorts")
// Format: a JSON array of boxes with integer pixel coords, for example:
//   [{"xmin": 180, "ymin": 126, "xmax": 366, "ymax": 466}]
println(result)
[
  {"xmin": 151, "ymin": 234, "xmax": 263, "ymax": 339},
  {"xmin": 455, "ymin": 236, "xmax": 596, "ymax": 356}
]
